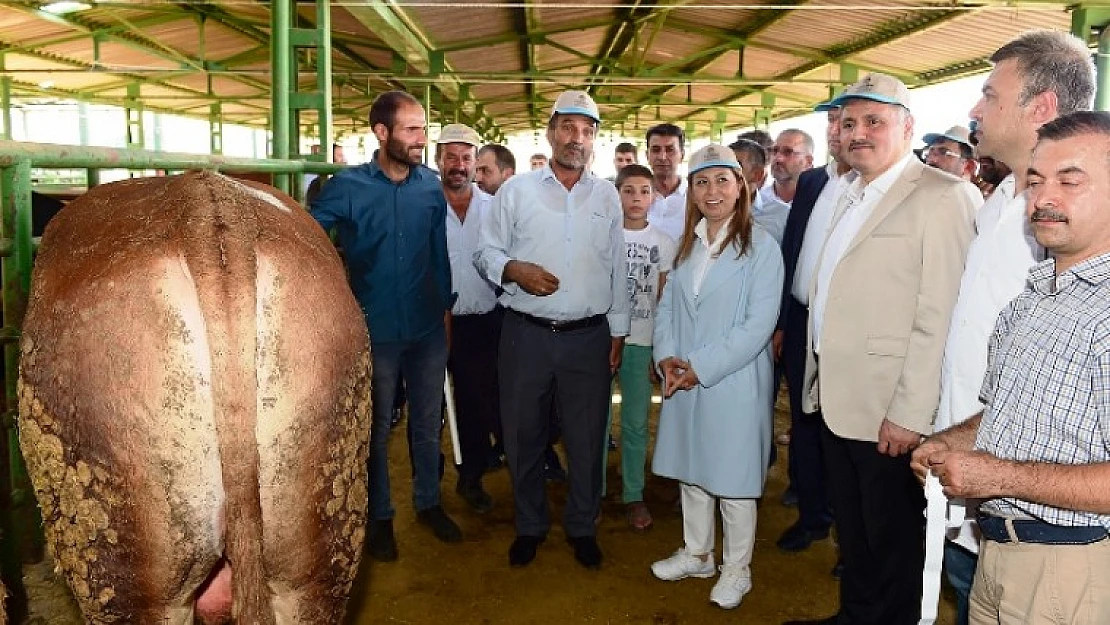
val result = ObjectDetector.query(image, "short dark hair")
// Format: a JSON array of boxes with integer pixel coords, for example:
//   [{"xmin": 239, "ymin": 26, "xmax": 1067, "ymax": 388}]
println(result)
[
  {"xmin": 478, "ymin": 143, "xmax": 516, "ymax": 172},
  {"xmin": 991, "ymin": 30, "xmax": 1095, "ymax": 116},
  {"xmin": 737, "ymin": 129, "xmax": 774, "ymax": 150},
  {"xmin": 1036, "ymin": 110, "xmax": 1110, "ymax": 144},
  {"xmin": 615, "ymin": 164, "xmax": 654, "ymax": 188},
  {"xmin": 369, "ymin": 91, "xmax": 420, "ymax": 132},
  {"xmin": 615, "ymin": 141, "xmax": 637, "ymax": 154},
  {"xmin": 730, "ymin": 138, "xmax": 767, "ymax": 170},
  {"xmin": 645, "ymin": 123, "xmax": 685, "ymax": 152}
]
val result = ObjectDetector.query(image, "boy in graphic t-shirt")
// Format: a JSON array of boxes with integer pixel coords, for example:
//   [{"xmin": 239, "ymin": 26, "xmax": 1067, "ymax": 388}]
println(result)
[{"xmin": 606, "ymin": 163, "xmax": 677, "ymax": 531}]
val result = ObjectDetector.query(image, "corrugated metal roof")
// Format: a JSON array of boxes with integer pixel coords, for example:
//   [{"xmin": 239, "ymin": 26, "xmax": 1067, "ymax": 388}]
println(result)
[{"xmin": 0, "ymin": 0, "xmax": 1097, "ymax": 142}]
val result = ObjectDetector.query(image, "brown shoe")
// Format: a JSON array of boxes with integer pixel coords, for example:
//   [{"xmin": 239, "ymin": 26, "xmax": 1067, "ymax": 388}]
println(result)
[{"xmin": 626, "ymin": 501, "xmax": 654, "ymax": 531}]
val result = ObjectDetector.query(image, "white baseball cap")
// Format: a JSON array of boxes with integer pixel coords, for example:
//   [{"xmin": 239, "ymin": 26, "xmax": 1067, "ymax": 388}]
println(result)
[
  {"xmin": 688, "ymin": 144, "xmax": 742, "ymax": 176},
  {"xmin": 436, "ymin": 123, "xmax": 481, "ymax": 146},
  {"xmin": 550, "ymin": 90, "xmax": 601, "ymax": 124}
]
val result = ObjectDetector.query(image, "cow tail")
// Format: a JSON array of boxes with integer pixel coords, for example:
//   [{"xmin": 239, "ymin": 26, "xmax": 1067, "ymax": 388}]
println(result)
[{"xmin": 183, "ymin": 172, "xmax": 275, "ymax": 625}]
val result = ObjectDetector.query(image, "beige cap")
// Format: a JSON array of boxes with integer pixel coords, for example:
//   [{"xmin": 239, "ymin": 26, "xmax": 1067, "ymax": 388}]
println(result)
[
  {"xmin": 436, "ymin": 123, "xmax": 480, "ymax": 146},
  {"xmin": 923, "ymin": 125, "xmax": 973, "ymax": 149},
  {"xmin": 830, "ymin": 73, "xmax": 911, "ymax": 110},
  {"xmin": 550, "ymin": 90, "xmax": 601, "ymax": 123},
  {"xmin": 687, "ymin": 144, "xmax": 742, "ymax": 175}
]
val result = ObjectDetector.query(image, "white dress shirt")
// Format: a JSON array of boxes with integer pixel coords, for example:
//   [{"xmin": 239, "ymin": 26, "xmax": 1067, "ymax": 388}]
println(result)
[
  {"xmin": 936, "ymin": 174, "xmax": 1041, "ymax": 552},
  {"xmin": 792, "ymin": 162, "xmax": 854, "ymax": 305},
  {"xmin": 447, "ymin": 184, "xmax": 499, "ymax": 315},
  {"xmin": 812, "ymin": 154, "xmax": 913, "ymax": 352},
  {"xmin": 474, "ymin": 166, "xmax": 630, "ymax": 336},
  {"xmin": 759, "ymin": 183, "xmax": 792, "ymax": 209},
  {"xmin": 647, "ymin": 177, "xmax": 688, "ymax": 242},
  {"xmin": 691, "ymin": 215, "xmax": 734, "ymax": 296}
]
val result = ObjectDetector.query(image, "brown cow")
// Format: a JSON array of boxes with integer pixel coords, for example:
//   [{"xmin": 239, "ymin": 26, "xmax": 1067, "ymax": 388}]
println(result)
[{"xmin": 17, "ymin": 171, "xmax": 370, "ymax": 623}]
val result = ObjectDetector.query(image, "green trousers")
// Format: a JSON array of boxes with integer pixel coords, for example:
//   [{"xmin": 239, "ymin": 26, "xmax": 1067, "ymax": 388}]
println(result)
[{"xmin": 604, "ymin": 343, "xmax": 653, "ymax": 503}]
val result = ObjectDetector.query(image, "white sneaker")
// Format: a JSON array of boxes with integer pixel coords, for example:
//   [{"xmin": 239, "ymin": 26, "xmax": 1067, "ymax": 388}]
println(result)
[
  {"xmin": 709, "ymin": 563, "xmax": 751, "ymax": 609},
  {"xmin": 651, "ymin": 548, "xmax": 716, "ymax": 581}
]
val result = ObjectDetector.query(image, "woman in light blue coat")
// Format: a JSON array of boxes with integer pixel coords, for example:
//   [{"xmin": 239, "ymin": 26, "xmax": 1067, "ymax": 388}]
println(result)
[{"xmin": 649, "ymin": 144, "xmax": 784, "ymax": 611}]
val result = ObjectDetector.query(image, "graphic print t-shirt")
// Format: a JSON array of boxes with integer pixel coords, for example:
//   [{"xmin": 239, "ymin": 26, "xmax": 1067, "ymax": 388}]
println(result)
[{"xmin": 624, "ymin": 224, "xmax": 677, "ymax": 346}]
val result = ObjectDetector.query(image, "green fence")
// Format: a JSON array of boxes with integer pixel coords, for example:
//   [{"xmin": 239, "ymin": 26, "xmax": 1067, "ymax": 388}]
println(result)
[{"xmin": 0, "ymin": 139, "xmax": 343, "ymax": 621}]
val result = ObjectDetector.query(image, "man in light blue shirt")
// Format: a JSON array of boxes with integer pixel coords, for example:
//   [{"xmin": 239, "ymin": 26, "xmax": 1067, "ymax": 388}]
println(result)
[{"xmin": 476, "ymin": 89, "xmax": 629, "ymax": 570}]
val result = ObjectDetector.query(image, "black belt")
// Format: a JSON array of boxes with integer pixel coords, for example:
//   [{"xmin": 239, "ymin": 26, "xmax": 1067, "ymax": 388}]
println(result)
[
  {"xmin": 978, "ymin": 514, "xmax": 1109, "ymax": 545},
  {"xmin": 511, "ymin": 309, "xmax": 605, "ymax": 333}
]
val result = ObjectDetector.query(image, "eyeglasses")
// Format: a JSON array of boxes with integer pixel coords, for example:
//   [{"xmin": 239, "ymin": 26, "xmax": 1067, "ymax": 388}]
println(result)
[
  {"xmin": 769, "ymin": 145, "xmax": 807, "ymax": 158},
  {"xmin": 924, "ymin": 146, "xmax": 964, "ymax": 160}
]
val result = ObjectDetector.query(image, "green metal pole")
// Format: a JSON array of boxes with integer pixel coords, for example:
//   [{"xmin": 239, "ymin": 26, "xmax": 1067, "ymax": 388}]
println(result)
[
  {"xmin": 78, "ymin": 101, "xmax": 99, "ymax": 188},
  {"xmin": 317, "ymin": 0, "xmax": 334, "ymax": 162},
  {"xmin": 1098, "ymin": 26, "xmax": 1110, "ymax": 112},
  {"xmin": 0, "ymin": 54, "xmax": 11, "ymax": 142},
  {"xmin": 210, "ymin": 102, "xmax": 223, "ymax": 156},
  {"xmin": 271, "ymin": 0, "xmax": 292, "ymax": 193},
  {"xmin": 424, "ymin": 84, "xmax": 432, "ymax": 165}
]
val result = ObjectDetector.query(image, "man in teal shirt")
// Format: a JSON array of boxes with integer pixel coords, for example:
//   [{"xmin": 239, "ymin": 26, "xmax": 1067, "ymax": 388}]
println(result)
[{"xmin": 312, "ymin": 90, "xmax": 458, "ymax": 562}]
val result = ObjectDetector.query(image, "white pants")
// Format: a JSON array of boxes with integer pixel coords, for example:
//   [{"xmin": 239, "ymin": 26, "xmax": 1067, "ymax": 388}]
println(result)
[{"xmin": 680, "ymin": 482, "xmax": 757, "ymax": 567}]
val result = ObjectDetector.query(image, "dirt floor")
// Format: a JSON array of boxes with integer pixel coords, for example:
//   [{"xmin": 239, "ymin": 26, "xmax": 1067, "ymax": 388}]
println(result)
[{"xmin": 23, "ymin": 390, "xmax": 957, "ymax": 624}]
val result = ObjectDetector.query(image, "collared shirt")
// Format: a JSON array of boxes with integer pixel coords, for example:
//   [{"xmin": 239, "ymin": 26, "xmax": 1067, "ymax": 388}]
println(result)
[
  {"xmin": 311, "ymin": 159, "xmax": 451, "ymax": 343},
  {"xmin": 812, "ymin": 154, "xmax": 913, "ymax": 351},
  {"xmin": 792, "ymin": 161, "xmax": 854, "ymax": 305},
  {"xmin": 938, "ymin": 175, "xmax": 1040, "ymax": 431},
  {"xmin": 937, "ymin": 174, "xmax": 1037, "ymax": 552},
  {"xmin": 647, "ymin": 177, "xmax": 688, "ymax": 241},
  {"xmin": 976, "ymin": 254, "xmax": 1110, "ymax": 529},
  {"xmin": 691, "ymin": 215, "xmax": 734, "ymax": 296},
  {"xmin": 751, "ymin": 190, "xmax": 789, "ymax": 245},
  {"xmin": 759, "ymin": 183, "xmax": 792, "ymax": 209},
  {"xmin": 447, "ymin": 183, "xmax": 499, "ymax": 315},
  {"xmin": 474, "ymin": 166, "xmax": 630, "ymax": 336}
]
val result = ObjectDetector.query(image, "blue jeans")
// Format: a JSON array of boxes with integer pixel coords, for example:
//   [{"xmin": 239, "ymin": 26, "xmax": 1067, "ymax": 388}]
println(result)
[
  {"xmin": 944, "ymin": 541, "xmax": 977, "ymax": 625},
  {"xmin": 368, "ymin": 327, "xmax": 448, "ymax": 520}
]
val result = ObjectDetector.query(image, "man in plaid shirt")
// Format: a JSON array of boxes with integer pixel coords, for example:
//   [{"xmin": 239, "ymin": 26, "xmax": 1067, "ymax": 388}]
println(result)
[{"xmin": 913, "ymin": 110, "xmax": 1110, "ymax": 625}]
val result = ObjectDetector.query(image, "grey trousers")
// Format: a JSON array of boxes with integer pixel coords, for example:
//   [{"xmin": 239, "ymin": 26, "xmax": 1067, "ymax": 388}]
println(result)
[{"xmin": 499, "ymin": 311, "xmax": 611, "ymax": 538}]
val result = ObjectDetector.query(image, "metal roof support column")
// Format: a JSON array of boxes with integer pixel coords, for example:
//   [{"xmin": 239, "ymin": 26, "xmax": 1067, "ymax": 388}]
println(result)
[
  {"xmin": 1098, "ymin": 26, "xmax": 1110, "ymax": 111},
  {"xmin": 0, "ymin": 55, "xmax": 10, "ymax": 141},
  {"xmin": 424, "ymin": 84, "xmax": 432, "ymax": 165},
  {"xmin": 125, "ymin": 83, "xmax": 144, "ymax": 150},
  {"xmin": 270, "ymin": 0, "xmax": 292, "ymax": 193},
  {"xmin": 210, "ymin": 103, "xmax": 223, "ymax": 155},
  {"xmin": 79, "ymin": 101, "xmax": 99, "ymax": 187}
]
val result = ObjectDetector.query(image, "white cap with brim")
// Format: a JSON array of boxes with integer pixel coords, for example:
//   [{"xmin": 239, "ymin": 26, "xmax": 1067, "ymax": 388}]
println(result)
[
  {"xmin": 436, "ymin": 123, "xmax": 481, "ymax": 146},
  {"xmin": 550, "ymin": 90, "xmax": 601, "ymax": 124},
  {"xmin": 688, "ymin": 144, "xmax": 742, "ymax": 176},
  {"xmin": 922, "ymin": 124, "xmax": 973, "ymax": 149},
  {"xmin": 829, "ymin": 73, "xmax": 911, "ymax": 110}
]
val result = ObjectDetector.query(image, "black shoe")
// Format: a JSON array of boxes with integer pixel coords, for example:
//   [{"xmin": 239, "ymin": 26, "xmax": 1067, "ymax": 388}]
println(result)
[
  {"xmin": 456, "ymin": 477, "xmax": 494, "ymax": 514},
  {"xmin": 486, "ymin": 450, "xmax": 506, "ymax": 471},
  {"xmin": 776, "ymin": 521, "xmax": 830, "ymax": 552},
  {"xmin": 780, "ymin": 487, "xmax": 799, "ymax": 507},
  {"xmin": 416, "ymin": 505, "xmax": 462, "ymax": 543},
  {"xmin": 366, "ymin": 519, "xmax": 398, "ymax": 562},
  {"xmin": 782, "ymin": 616, "xmax": 840, "ymax": 625},
  {"xmin": 830, "ymin": 557, "xmax": 844, "ymax": 578},
  {"xmin": 566, "ymin": 535, "xmax": 602, "ymax": 569},
  {"xmin": 390, "ymin": 406, "xmax": 403, "ymax": 428},
  {"xmin": 509, "ymin": 535, "xmax": 545, "ymax": 567}
]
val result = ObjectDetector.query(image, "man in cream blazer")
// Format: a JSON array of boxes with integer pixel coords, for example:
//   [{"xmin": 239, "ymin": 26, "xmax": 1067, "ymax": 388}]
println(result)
[{"xmin": 785, "ymin": 74, "xmax": 975, "ymax": 625}]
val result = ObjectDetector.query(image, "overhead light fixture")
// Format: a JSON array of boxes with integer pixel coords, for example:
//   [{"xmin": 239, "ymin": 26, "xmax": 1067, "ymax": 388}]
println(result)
[{"xmin": 41, "ymin": 2, "xmax": 93, "ymax": 15}]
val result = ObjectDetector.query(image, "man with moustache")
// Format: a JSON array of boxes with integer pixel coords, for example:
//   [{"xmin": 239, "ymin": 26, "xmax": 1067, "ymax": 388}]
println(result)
[
  {"xmin": 475, "ymin": 143, "xmax": 516, "ymax": 196},
  {"xmin": 914, "ymin": 110, "xmax": 1110, "ymax": 625},
  {"xmin": 645, "ymin": 123, "xmax": 688, "ymax": 241},
  {"xmin": 763, "ymin": 129, "xmax": 815, "ymax": 207},
  {"xmin": 312, "ymin": 90, "xmax": 459, "ymax": 562},
  {"xmin": 436, "ymin": 125, "xmax": 502, "ymax": 515},
  {"xmin": 928, "ymin": 30, "xmax": 1093, "ymax": 625},
  {"xmin": 784, "ymin": 73, "xmax": 976, "ymax": 625},
  {"xmin": 530, "ymin": 153, "xmax": 548, "ymax": 171},
  {"xmin": 476, "ymin": 90, "xmax": 629, "ymax": 570},
  {"xmin": 773, "ymin": 101, "xmax": 853, "ymax": 555}
]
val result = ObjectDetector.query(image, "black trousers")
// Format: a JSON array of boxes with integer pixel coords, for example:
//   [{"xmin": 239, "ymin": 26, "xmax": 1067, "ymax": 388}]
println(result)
[
  {"xmin": 821, "ymin": 420, "xmax": 925, "ymax": 625},
  {"xmin": 448, "ymin": 308, "xmax": 503, "ymax": 480},
  {"xmin": 783, "ymin": 298, "xmax": 832, "ymax": 531},
  {"xmin": 499, "ymin": 310, "xmax": 610, "ymax": 538}
]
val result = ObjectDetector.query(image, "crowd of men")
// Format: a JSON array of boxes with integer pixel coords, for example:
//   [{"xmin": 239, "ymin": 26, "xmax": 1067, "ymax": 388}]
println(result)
[{"xmin": 309, "ymin": 27, "xmax": 1110, "ymax": 625}]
